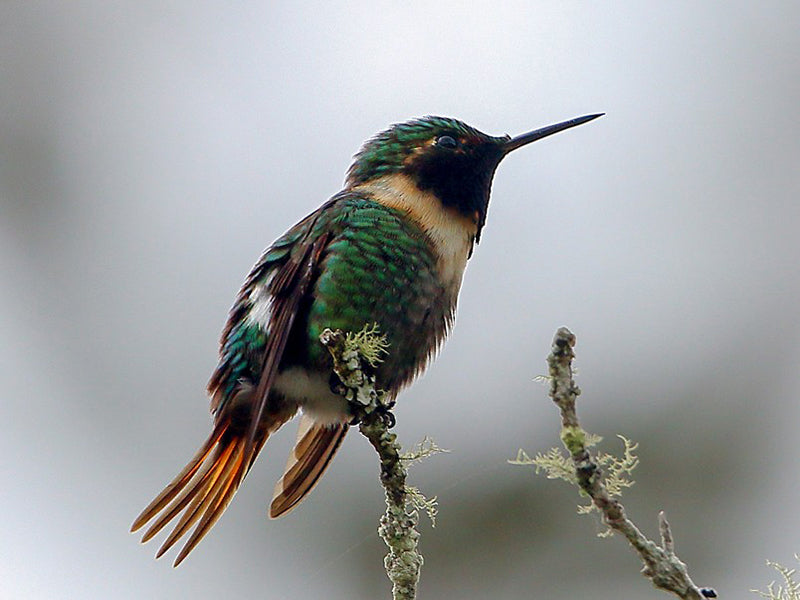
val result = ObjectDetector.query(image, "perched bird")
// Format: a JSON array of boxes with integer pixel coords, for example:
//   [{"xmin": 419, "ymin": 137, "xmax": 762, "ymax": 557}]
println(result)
[{"xmin": 131, "ymin": 113, "xmax": 602, "ymax": 566}]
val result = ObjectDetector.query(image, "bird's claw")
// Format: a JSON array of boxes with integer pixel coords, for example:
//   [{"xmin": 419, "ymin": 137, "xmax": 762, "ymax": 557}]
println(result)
[
  {"xmin": 346, "ymin": 401, "xmax": 396, "ymax": 429},
  {"xmin": 378, "ymin": 407, "xmax": 396, "ymax": 429}
]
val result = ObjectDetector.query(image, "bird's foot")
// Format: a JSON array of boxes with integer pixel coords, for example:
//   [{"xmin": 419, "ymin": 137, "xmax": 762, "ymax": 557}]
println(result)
[
  {"xmin": 347, "ymin": 397, "xmax": 396, "ymax": 429},
  {"xmin": 374, "ymin": 404, "xmax": 396, "ymax": 429}
]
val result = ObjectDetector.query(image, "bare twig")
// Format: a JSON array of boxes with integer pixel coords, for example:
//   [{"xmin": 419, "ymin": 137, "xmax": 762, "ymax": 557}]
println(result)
[
  {"xmin": 320, "ymin": 327, "xmax": 422, "ymax": 600},
  {"xmin": 545, "ymin": 326, "xmax": 717, "ymax": 600}
]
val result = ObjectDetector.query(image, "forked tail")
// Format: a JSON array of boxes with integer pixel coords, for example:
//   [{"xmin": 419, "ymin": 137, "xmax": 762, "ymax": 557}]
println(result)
[
  {"xmin": 130, "ymin": 412, "xmax": 284, "ymax": 567},
  {"xmin": 132, "ymin": 409, "xmax": 348, "ymax": 565}
]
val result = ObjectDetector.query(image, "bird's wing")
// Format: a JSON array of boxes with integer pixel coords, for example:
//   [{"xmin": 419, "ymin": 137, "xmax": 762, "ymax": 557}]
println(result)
[
  {"xmin": 244, "ymin": 218, "xmax": 333, "ymax": 455},
  {"xmin": 132, "ymin": 199, "xmax": 341, "ymax": 565},
  {"xmin": 207, "ymin": 199, "xmax": 337, "ymax": 418}
]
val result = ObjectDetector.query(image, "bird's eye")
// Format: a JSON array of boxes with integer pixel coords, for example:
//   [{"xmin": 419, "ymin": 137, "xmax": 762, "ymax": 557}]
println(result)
[{"xmin": 435, "ymin": 135, "xmax": 458, "ymax": 149}]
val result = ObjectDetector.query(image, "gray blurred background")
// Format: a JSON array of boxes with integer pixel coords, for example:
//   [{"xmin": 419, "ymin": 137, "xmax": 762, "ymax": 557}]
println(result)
[{"xmin": 2, "ymin": 2, "xmax": 798, "ymax": 599}]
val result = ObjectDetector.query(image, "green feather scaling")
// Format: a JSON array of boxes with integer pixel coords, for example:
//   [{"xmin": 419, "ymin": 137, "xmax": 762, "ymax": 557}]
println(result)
[
  {"xmin": 210, "ymin": 191, "xmax": 453, "ymax": 411},
  {"xmin": 302, "ymin": 194, "xmax": 450, "ymax": 392}
]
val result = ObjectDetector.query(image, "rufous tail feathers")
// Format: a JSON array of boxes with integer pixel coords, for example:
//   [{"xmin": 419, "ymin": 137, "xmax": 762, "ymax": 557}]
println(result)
[
  {"xmin": 269, "ymin": 415, "xmax": 348, "ymax": 518},
  {"xmin": 130, "ymin": 410, "xmax": 288, "ymax": 567}
]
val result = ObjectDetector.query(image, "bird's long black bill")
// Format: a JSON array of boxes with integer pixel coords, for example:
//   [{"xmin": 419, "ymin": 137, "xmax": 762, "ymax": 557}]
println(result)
[{"xmin": 503, "ymin": 113, "xmax": 604, "ymax": 154}]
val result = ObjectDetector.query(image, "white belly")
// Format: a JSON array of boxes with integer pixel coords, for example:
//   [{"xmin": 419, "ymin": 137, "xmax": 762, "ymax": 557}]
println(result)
[{"xmin": 274, "ymin": 366, "xmax": 350, "ymax": 425}]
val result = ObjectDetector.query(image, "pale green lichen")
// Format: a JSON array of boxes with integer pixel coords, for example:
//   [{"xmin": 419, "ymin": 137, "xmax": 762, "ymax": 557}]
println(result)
[
  {"xmin": 396, "ymin": 436, "xmax": 444, "ymax": 526},
  {"xmin": 510, "ymin": 447, "xmax": 577, "ymax": 485},
  {"xmin": 752, "ymin": 556, "xmax": 800, "ymax": 600},
  {"xmin": 509, "ymin": 433, "xmax": 602, "ymax": 486},
  {"xmin": 406, "ymin": 486, "xmax": 439, "ymax": 527},
  {"xmin": 322, "ymin": 325, "xmax": 389, "ymax": 408},
  {"xmin": 560, "ymin": 425, "xmax": 589, "ymax": 456},
  {"xmin": 345, "ymin": 322, "xmax": 390, "ymax": 367},
  {"xmin": 401, "ymin": 436, "xmax": 450, "ymax": 467},
  {"xmin": 600, "ymin": 435, "xmax": 639, "ymax": 499},
  {"xmin": 511, "ymin": 434, "xmax": 639, "ymax": 535}
]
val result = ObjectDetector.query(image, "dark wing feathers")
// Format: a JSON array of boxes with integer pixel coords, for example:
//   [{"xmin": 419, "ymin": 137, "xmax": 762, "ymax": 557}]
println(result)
[
  {"xmin": 134, "ymin": 201, "xmax": 341, "ymax": 565},
  {"xmin": 245, "ymin": 227, "xmax": 333, "ymax": 454}
]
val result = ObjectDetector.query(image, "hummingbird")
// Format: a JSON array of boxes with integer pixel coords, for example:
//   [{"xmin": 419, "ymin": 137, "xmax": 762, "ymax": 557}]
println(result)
[{"xmin": 131, "ymin": 113, "xmax": 602, "ymax": 566}]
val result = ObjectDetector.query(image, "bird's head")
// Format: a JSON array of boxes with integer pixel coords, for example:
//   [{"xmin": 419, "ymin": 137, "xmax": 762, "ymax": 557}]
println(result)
[{"xmin": 346, "ymin": 114, "xmax": 602, "ymax": 239}]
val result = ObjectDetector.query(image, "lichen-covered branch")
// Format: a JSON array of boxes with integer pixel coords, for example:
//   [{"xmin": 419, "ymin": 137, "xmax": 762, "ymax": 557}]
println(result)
[
  {"xmin": 544, "ymin": 326, "xmax": 716, "ymax": 600},
  {"xmin": 320, "ymin": 327, "xmax": 422, "ymax": 600},
  {"xmin": 752, "ymin": 555, "xmax": 800, "ymax": 600},
  {"xmin": 359, "ymin": 412, "xmax": 423, "ymax": 600}
]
